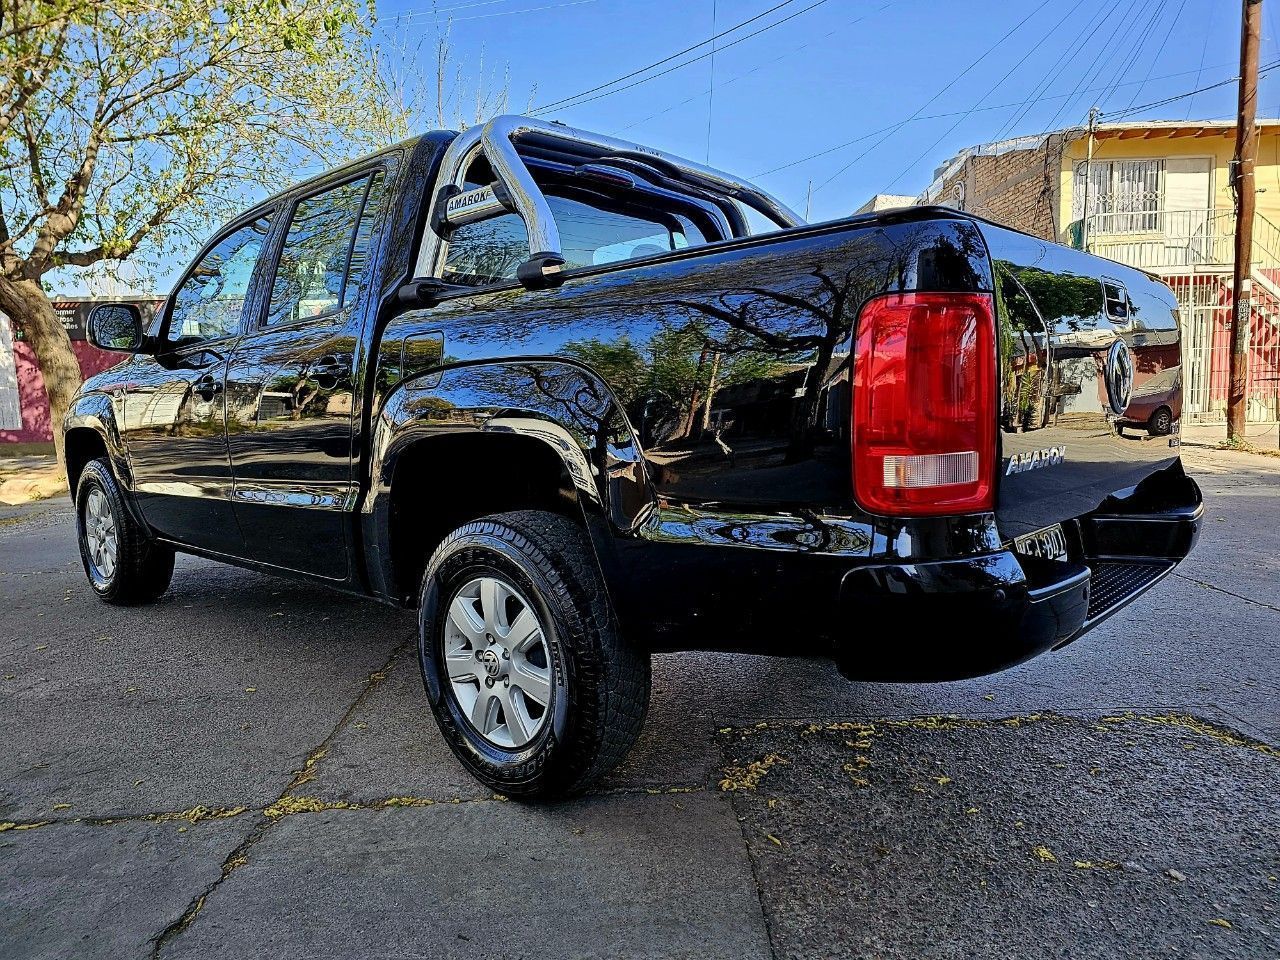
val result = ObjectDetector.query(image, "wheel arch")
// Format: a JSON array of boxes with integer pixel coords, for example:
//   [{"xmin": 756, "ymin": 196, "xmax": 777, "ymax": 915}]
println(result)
[
  {"xmin": 63, "ymin": 393, "xmax": 132, "ymax": 498},
  {"xmin": 363, "ymin": 360, "xmax": 654, "ymax": 605}
]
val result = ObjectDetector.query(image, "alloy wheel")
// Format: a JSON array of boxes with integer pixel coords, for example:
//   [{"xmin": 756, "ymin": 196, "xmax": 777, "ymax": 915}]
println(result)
[
  {"xmin": 84, "ymin": 488, "xmax": 118, "ymax": 581},
  {"xmin": 443, "ymin": 575, "xmax": 553, "ymax": 749}
]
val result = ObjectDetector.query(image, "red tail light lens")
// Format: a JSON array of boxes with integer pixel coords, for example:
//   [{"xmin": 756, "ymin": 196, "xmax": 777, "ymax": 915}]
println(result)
[{"xmin": 852, "ymin": 292, "xmax": 996, "ymax": 516}]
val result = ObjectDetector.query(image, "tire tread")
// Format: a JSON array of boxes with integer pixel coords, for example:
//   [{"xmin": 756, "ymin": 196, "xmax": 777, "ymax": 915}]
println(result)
[
  {"xmin": 420, "ymin": 509, "xmax": 649, "ymax": 797},
  {"xmin": 76, "ymin": 459, "xmax": 174, "ymax": 606}
]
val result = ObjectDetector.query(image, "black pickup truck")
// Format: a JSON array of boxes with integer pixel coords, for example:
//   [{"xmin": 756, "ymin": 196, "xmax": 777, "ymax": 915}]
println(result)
[{"xmin": 68, "ymin": 116, "xmax": 1202, "ymax": 797}]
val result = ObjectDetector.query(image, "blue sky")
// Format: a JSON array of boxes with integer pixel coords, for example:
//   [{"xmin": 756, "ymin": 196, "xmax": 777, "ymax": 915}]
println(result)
[
  {"xmin": 69, "ymin": 0, "xmax": 1280, "ymax": 294},
  {"xmin": 374, "ymin": 0, "xmax": 1280, "ymax": 224}
]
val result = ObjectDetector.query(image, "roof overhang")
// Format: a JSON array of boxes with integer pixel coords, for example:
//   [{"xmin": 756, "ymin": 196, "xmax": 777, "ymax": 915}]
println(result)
[{"xmin": 1093, "ymin": 120, "xmax": 1280, "ymax": 141}]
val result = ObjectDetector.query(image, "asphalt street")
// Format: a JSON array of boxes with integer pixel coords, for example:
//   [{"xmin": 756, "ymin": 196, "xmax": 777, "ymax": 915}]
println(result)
[{"xmin": 1, "ymin": 445, "xmax": 1276, "ymax": 960}]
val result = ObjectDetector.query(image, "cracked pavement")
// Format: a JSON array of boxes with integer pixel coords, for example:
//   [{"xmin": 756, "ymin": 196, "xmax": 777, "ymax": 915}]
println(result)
[{"xmin": 1, "ymin": 445, "xmax": 1277, "ymax": 959}]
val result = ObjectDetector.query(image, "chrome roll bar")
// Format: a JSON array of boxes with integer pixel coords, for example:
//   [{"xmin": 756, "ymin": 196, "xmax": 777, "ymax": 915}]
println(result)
[{"xmin": 414, "ymin": 115, "xmax": 805, "ymax": 287}]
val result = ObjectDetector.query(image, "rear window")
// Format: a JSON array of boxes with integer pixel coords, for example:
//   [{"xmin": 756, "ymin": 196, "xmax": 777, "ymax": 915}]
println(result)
[{"xmin": 441, "ymin": 170, "xmax": 714, "ymax": 287}]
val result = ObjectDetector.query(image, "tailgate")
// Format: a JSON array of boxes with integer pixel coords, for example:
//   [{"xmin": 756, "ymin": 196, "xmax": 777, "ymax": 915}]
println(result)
[{"xmin": 985, "ymin": 227, "xmax": 1183, "ymax": 540}]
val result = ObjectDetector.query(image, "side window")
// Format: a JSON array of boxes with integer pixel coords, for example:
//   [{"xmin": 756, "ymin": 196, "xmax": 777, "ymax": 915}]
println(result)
[
  {"xmin": 442, "ymin": 183, "xmax": 711, "ymax": 287},
  {"xmin": 343, "ymin": 172, "xmax": 383, "ymax": 310},
  {"xmin": 166, "ymin": 215, "xmax": 272, "ymax": 345},
  {"xmin": 442, "ymin": 213, "xmax": 531, "ymax": 286},
  {"xmin": 266, "ymin": 175, "xmax": 372, "ymax": 326}
]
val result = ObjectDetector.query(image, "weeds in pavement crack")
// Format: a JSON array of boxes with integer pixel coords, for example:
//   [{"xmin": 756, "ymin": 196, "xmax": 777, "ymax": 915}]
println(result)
[{"xmin": 149, "ymin": 640, "xmax": 410, "ymax": 957}]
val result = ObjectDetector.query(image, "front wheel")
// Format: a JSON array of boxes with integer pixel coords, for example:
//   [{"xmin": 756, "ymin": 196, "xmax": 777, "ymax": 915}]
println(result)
[
  {"xmin": 418, "ymin": 510, "xmax": 650, "ymax": 799},
  {"xmin": 75, "ymin": 459, "xmax": 174, "ymax": 605}
]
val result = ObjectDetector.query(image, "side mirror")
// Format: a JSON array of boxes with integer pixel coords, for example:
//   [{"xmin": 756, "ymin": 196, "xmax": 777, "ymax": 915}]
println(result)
[{"xmin": 87, "ymin": 303, "xmax": 145, "ymax": 353}]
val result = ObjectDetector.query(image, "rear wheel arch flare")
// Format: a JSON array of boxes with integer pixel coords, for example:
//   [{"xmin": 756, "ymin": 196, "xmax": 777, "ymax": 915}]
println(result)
[
  {"xmin": 377, "ymin": 358, "xmax": 651, "ymax": 507},
  {"xmin": 384, "ymin": 430, "xmax": 604, "ymax": 604}
]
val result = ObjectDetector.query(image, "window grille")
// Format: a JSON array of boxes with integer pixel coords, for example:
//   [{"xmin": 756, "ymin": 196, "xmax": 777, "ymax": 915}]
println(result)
[{"xmin": 1073, "ymin": 159, "xmax": 1164, "ymax": 232}]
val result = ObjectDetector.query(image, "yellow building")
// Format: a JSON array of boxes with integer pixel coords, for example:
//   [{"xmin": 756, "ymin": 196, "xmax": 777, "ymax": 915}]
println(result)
[{"xmin": 920, "ymin": 120, "xmax": 1280, "ymax": 424}]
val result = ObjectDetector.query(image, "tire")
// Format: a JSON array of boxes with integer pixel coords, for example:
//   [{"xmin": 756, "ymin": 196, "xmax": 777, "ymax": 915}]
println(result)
[
  {"xmin": 417, "ymin": 510, "xmax": 650, "ymax": 799},
  {"xmin": 75, "ymin": 458, "xmax": 175, "ymax": 605},
  {"xmin": 1148, "ymin": 406, "xmax": 1173, "ymax": 436}
]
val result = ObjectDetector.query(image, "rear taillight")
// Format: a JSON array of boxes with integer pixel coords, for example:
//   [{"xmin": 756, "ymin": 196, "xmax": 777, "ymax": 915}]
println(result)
[{"xmin": 852, "ymin": 292, "xmax": 996, "ymax": 517}]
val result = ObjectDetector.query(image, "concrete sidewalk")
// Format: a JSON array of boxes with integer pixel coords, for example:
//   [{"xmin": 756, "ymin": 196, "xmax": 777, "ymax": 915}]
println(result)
[
  {"xmin": 0, "ymin": 454, "xmax": 63, "ymax": 507},
  {"xmin": 1179, "ymin": 420, "xmax": 1280, "ymax": 452}
]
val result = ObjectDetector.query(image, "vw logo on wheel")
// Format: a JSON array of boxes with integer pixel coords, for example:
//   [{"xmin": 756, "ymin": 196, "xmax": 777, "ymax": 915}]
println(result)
[
  {"xmin": 479, "ymin": 649, "xmax": 503, "ymax": 678},
  {"xmin": 1104, "ymin": 339, "xmax": 1134, "ymax": 416}
]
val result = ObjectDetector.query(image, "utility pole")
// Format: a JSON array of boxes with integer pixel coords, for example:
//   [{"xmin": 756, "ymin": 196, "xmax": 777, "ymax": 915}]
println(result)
[
  {"xmin": 1080, "ymin": 106, "xmax": 1100, "ymax": 251},
  {"xmin": 1229, "ymin": 0, "xmax": 1263, "ymax": 440}
]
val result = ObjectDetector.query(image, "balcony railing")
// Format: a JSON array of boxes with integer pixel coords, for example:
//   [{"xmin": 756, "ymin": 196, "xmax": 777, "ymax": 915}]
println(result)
[
  {"xmin": 1071, "ymin": 208, "xmax": 1241, "ymax": 270},
  {"xmin": 1067, "ymin": 208, "xmax": 1280, "ymax": 425},
  {"xmin": 1069, "ymin": 207, "xmax": 1280, "ymax": 273}
]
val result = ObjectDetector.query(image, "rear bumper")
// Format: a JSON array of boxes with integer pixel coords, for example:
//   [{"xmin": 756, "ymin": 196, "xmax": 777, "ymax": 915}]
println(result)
[{"xmin": 834, "ymin": 474, "xmax": 1202, "ymax": 681}]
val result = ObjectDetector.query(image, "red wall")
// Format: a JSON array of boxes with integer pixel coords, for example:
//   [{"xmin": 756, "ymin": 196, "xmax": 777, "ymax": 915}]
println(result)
[{"xmin": 1, "ymin": 336, "xmax": 124, "ymax": 444}]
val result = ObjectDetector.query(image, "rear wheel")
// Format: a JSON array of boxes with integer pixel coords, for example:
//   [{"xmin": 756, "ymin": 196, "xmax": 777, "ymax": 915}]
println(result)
[
  {"xmin": 1148, "ymin": 406, "xmax": 1173, "ymax": 436},
  {"xmin": 417, "ymin": 510, "xmax": 649, "ymax": 799},
  {"xmin": 75, "ymin": 459, "xmax": 174, "ymax": 605}
]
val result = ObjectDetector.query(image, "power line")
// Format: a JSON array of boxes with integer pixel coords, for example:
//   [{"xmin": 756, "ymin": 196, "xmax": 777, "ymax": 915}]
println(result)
[
  {"xmin": 610, "ymin": 1, "xmax": 892, "ymax": 137},
  {"xmin": 533, "ymin": 0, "xmax": 830, "ymax": 115},
  {"xmin": 453, "ymin": 0, "xmax": 595, "ymax": 21},
  {"xmin": 880, "ymin": 0, "xmax": 1091, "ymax": 193},
  {"xmin": 1118, "ymin": 0, "xmax": 1189, "ymax": 114},
  {"xmin": 751, "ymin": 60, "xmax": 1248, "ymax": 180},
  {"xmin": 1028, "ymin": 0, "xmax": 1150, "ymax": 137},
  {"xmin": 1185, "ymin": 0, "xmax": 1216, "ymax": 120},
  {"xmin": 706, "ymin": 0, "xmax": 718, "ymax": 163},
  {"xmin": 992, "ymin": 0, "xmax": 1139, "ymax": 143},
  {"xmin": 392, "ymin": 0, "xmax": 535, "ymax": 20},
  {"xmin": 1083, "ymin": 0, "xmax": 1169, "ymax": 117},
  {"xmin": 809, "ymin": 0, "xmax": 1054, "ymax": 195},
  {"xmin": 388, "ymin": 0, "xmax": 593, "ymax": 24},
  {"xmin": 527, "ymin": 0, "xmax": 834, "ymax": 117},
  {"xmin": 1103, "ymin": 60, "xmax": 1280, "ymax": 121},
  {"xmin": 530, "ymin": 0, "xmax": 808, "ymax": 114}
]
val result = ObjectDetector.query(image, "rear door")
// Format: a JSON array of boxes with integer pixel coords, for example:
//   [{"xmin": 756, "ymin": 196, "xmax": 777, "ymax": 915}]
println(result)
[
  {"xmin": 122, "ymin": 212, "xmax": 274, "ymax": 553},
  {"xmin": 223, "ymin": 170, "xmax": 385, "ymax": 579}
]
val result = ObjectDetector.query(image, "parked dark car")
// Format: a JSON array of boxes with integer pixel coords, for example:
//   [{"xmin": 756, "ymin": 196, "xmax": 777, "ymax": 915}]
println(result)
[{"xmin": 65, "ymin": 117, "xmax": 1202, "ymax": 797}]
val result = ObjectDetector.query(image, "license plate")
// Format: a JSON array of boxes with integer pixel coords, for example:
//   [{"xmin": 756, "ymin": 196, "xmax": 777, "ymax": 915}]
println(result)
[{"xmin": 1014, "ymin": 524, "xmax": 1068, "ymax": 562}]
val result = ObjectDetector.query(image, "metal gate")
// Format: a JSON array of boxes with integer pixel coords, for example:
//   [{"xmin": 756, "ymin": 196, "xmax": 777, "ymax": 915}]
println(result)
[{"xmin": 1169, "ymin": 271, "xmax": 1280, "ymax": 423}]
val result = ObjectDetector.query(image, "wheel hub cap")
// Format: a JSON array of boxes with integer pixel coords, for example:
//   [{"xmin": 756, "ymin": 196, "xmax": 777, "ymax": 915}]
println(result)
[
  {"xmin": 479, "ymin": 649, "xmax": 503, "ymax": 679},
  {"xmin": 444, "ymin": 575, "xmax": 553, "ymax": 750}
]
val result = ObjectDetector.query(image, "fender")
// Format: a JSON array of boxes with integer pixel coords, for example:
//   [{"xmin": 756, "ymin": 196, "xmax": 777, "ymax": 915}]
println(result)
[
  {"xmin": 62, "ymin": 391, "xmax": 149, "ymax": 531},
  {"xmin": 361, "ymin": 358, "xmax": 656, "ymax": 599}
]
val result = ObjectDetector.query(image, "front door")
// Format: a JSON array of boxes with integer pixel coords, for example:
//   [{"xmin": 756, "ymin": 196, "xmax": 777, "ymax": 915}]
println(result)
[
  {"xmin": 122, "ymin": 213, "xmax": 273, "ymax": 553},
  {"xmin": 224, "ymin": 172, "xmax": 382, "ymax": 579}
]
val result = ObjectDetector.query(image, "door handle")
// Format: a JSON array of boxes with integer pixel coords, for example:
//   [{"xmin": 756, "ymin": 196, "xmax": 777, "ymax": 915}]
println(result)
[
  {"xmin": 309, "ymin": 355, "xmax": 350, "ymax": 389},
  {"xmin": 193, "ymin": 375, "xmax": 223, "ymax": 400}
]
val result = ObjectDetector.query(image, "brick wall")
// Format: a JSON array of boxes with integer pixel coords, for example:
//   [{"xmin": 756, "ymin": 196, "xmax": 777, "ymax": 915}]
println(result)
[{"xmin": 930, "ymin": 131, "xmax": 1077, "ymax": 241}]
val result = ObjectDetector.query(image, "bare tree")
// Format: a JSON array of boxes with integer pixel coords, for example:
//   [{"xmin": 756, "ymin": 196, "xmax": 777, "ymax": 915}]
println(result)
[{"xmin": 373, "ymin": 14, "xmax": 527, "ymax": 134}]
